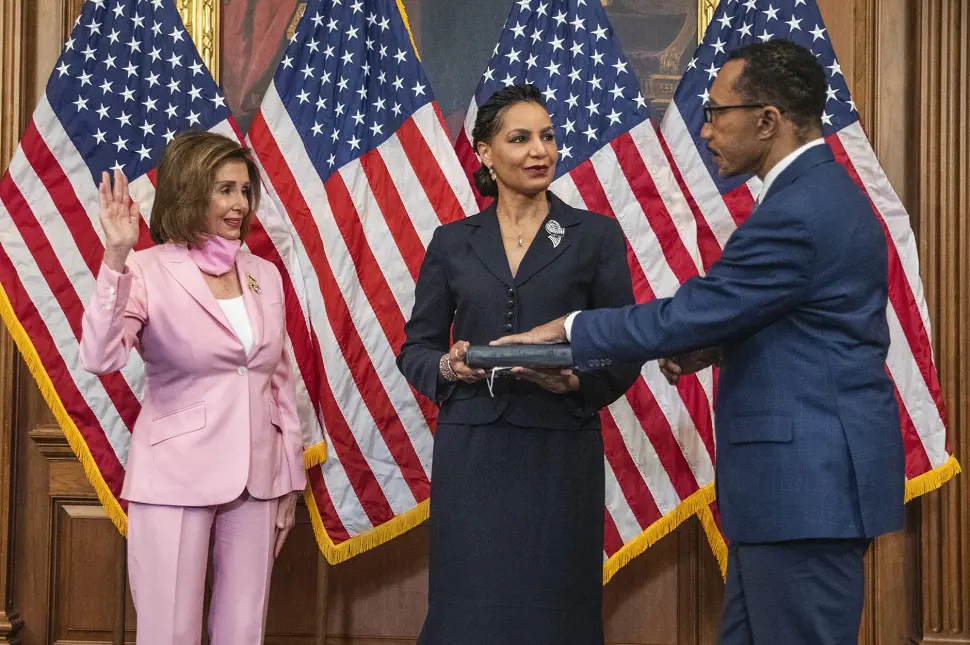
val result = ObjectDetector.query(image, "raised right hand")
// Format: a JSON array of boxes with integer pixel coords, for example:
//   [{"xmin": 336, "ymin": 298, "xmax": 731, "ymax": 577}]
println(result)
[{"xmin": 98, "ymin": 169, "xmax": 141, "ymax": 270}]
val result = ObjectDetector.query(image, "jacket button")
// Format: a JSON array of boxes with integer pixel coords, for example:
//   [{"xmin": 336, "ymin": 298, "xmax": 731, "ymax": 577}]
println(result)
[
  {"xmin": 507, "ymin": 300, "xmax": 515, "ymax": 308},
  {"xmin": 504, "ymin": 323, "xmax": 513, "ymax": 332},
  {"xmin": 237, "ymin": 366, "xmax": 248, "ymax": 376},
  {"xmin": 505, "ymin": 311, "xmax": 513, "ymax": 319},
  {"xmin": 507, "ymin": 288, "xmax": 515, "ymax": 298}
]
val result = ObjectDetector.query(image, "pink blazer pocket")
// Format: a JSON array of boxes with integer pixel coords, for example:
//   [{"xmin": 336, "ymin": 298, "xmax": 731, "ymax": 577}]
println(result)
[
  {"xmin": 150, "ymin": 402, "xmax": 206, "ymax": 445},
  {"xmin": 268, "ymin": 401, "xmax": 283, "ymax": 432}
]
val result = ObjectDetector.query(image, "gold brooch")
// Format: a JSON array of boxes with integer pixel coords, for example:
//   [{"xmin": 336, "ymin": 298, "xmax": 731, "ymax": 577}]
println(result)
[{"xmin": 247, "ymin": 272, "xmax": 260, "ymax": 294}]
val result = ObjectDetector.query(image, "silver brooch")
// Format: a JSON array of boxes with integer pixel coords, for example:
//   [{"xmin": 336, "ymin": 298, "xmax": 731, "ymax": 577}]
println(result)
[{"xmin": 545, "ymin": 219, "xmax": 564, "ymax": 248}]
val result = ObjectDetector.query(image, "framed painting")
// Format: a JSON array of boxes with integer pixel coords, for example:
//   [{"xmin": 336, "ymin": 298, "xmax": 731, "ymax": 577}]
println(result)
[{"xmin": 177, "ymin": 0, "xmax": 719, "ymax": 134}]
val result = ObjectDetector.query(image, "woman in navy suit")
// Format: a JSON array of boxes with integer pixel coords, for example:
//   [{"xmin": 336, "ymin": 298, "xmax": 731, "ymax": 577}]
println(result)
[{"xmin": 397, "ymin": 85, "xmax": 640, "ymax": 645}]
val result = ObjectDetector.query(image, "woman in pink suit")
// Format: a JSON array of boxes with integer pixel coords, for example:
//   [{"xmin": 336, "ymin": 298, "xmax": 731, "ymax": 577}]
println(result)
[{"xmin": 79, "ymin": 131, "xmax": 306, "ymax": 645}]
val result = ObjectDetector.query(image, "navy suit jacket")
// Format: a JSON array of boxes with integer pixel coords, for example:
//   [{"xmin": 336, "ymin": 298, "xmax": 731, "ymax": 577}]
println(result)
[
  {"xmin": 398, "ymin": 192, "xmax": 640, "ymax": 430},
  {"xmin": 571, "ymin": 145, "xmax": 905, "ymax": 542}
]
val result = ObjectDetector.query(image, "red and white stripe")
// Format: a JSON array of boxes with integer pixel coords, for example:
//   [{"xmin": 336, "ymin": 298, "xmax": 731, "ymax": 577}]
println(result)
[
  {"xmin": 249, "ymin": 84, "xmax": 477, "ymax": 543},
  {"xmin": 0, "ymin": 95, "xmax": 149, "ymax": 497},
  {"xmin": 456, "ymin": 100, "xmax": 719, "ymax": 568},
  {"xmin": 0, "ymin": 91, "xmax": 331, "ymax": 520}
]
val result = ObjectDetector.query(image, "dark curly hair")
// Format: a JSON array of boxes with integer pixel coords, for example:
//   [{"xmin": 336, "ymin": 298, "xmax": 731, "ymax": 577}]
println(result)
[
  {"xmin": 727, "ymin": 40, "xmax": 827, "ymax": 136},
  {"xmin": 471, "ymin": 84, "xmax": 547, "ymax": 198}
]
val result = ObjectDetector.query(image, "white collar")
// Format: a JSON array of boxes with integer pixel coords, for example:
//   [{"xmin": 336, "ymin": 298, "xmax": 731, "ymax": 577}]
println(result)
[{"xmin": 756, "ymin": 138, "xmax": 826, "ymax": 205}]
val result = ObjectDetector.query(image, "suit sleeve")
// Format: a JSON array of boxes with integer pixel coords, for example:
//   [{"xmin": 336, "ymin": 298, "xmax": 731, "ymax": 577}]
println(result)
[
  {"xmin": 79, "ymin": 257, "xmax": 147, "ymax": 375},
  {"xmin": 573, "ymin": 219, "xmax": 641, "ymax": 411},
  {"xmin": 571, "ymin": 206, "xmax": 814, "ymax": 367},
  {"xmin": 396, "ymin": 227, "xmax": 458, "ymax": 403},
  {"xmin": 269, "ymin": 266, "xmax": 308, "ymax": 492}
]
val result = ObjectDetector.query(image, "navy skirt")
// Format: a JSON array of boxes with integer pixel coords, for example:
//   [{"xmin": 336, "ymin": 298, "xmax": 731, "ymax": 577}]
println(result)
[{"xmin": 418, "ymin": 420, "xmax": 605, "ymax": 645}]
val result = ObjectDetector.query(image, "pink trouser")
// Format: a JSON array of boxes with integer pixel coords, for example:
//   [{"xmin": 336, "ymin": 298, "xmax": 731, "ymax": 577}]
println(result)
[{"xmin": 127, "ymin": 491, "xmax": 279, "ymax": 645}]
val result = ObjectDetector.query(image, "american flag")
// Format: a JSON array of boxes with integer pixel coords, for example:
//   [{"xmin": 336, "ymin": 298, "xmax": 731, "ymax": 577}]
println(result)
[
  {"xmin": 246, "ymin": 0, "xmax": 477, "ymax": 560},
  {"xmin": 455, "ymin": 0, "xmax": 724, "ymax": 582},
  {"xmin": 659, "ymin": 0, "xmax": 959, "ymax": 542},
  {"xmin": 0, "ymin": 0, "xmax": 321, "ymax": 536}
]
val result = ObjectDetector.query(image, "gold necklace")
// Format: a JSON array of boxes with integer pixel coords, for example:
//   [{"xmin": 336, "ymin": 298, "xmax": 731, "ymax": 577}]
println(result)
[
  {"xmin": 502, "ymin": 225, "xmax": 527, "ymax": 247},
  {"xmin": 501, "ymin": 202, "xmax": 549, "ymax": 247}
]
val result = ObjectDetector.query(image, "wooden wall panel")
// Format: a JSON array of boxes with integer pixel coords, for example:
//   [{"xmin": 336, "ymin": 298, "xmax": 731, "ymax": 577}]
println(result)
[
  {"xmin": 0, "ymin": 340, "xmax": 21, "ymax": 645},
  {"xmin": 0, "ymin": 1, "xmax": 965, "ymax": 644},
  {"xmin": 918, "ymin": 0, "xmax": 970, "ymax": 643},
  {"xmin": 263, "ymin": 511, "xmax": 319, "ymax": 643},
  {"xmin": 322, "ymin": 525, "xmax": 428, "ymax": 643},
  {"xmin": 1, "ymin": 0, "xmax": 27, "ymax": 638},
  {"xmin": 0, "ymin": 0, "xmax": 27, "ymax": 172},
  {"xmin": 603, "ymin": 537, "xmax": 680, "ymax": 644},
  {"xmin": 50, "ymin": 504, "xmax": 126, "ymax": 645},
  {"xmin": 0, "ymin": 332, "xmax": 22, "ymax": 645}
]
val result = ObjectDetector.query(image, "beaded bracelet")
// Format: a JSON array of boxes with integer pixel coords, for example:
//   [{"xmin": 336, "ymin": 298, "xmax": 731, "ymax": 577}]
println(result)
[{"xmin": 439, "ymin": 353, "xmax": 459, "ymax": 382}]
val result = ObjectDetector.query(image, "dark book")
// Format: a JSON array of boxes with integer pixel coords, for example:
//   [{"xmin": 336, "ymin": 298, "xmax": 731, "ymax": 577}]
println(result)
[{"xmin": 465, "ymin": 344, "xmax": 574, "ymax": 369}]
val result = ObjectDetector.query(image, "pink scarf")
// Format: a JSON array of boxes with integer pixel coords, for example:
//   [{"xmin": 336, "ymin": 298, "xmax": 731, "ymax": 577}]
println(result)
[{"xmin": 187, "ymin": 235, "xmax": 241, "ymax": 276}]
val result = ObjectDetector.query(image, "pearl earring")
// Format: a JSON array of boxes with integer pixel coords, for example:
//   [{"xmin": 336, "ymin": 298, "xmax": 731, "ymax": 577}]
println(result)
[{"xmin": 489, "ymin": 167, "xmax": 496, "ymax": 180}]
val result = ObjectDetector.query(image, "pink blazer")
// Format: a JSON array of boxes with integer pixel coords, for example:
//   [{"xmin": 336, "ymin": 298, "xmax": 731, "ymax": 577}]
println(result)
[{"xmin": 80, "ymin": 243, "xmax": 306, "ymax": 506}]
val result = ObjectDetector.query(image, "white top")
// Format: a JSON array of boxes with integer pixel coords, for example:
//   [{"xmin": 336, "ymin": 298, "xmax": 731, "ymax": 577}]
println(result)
[
  {"xmin": 565, "ymin": 310, "xmax": 580, "ymax": 342},
  {"xmin": 756, "ymin": 138, "xmax": 826, "ymax": 205},
  {"xmin": 217, "ymin": 296, "xmax": 254, "ymax": 353}
]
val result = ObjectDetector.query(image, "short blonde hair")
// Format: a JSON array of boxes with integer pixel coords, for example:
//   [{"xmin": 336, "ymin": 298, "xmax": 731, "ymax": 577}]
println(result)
[{"xmin": 150, "ymin": 131, "xmax": 261, "ymax": 247}]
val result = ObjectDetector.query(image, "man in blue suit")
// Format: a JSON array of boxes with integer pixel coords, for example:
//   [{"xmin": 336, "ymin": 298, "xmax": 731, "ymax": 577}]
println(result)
[{"xmin": 494, "ymin": 40, "xmax": 905, "ymax": 644}]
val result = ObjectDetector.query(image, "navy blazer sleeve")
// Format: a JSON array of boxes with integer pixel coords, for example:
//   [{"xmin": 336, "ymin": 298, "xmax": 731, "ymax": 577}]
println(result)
[
  {"xmin": 574, "ymin": 219, "xmax": 641, "ymax": 411},
  {"xmin": 397, "ymin": 227, "xmax": 457, "ymax": 403},
  {"xmin": 571, "ymin": 205, "xmax": 814, "ymax": 367}
]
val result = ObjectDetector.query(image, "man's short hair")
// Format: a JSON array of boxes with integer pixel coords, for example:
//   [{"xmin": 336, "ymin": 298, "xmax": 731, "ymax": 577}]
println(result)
[{"xmin": 727, "ymin": 40, "xmax": 827, "ymax": 134}]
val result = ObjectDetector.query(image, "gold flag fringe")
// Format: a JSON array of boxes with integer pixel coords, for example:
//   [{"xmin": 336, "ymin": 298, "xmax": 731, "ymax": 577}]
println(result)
[
  {"xmin": 904, "ymin": 455, "xmax": 961, "ymax": 502},
  {"xmin": 0, "ymin": 280, "xmax": 130, "ymax": 535},
  {"xmin": 2, "ymin": 0, "xmax": 961, "ymax": 584},
  {"xmin": 602, "ymin": 483, "xmax": 716, "ymax": 584},
  {"xmin": 3, "ymin": 250, "xmax": 962, "ymax": 579},
  {"xmin": 302, "ymin": 440, "xmax": 327, "ymax": 470},
  {"xmin": 696, "ymin": 502, "xmax": 729, "ymax": 578},
  {"xmin": 309, "ymin": 491, "xmax": 430, "ymax": 565}
]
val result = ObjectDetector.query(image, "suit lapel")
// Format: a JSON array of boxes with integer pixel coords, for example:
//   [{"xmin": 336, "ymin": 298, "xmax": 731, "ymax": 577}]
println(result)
[
  {"xmin": 512, "ymin": 193, "xmax": 577, "ymax": 286},
  {"xmin": 162, "ymin": 245, "xmax": 236, "ymax": 336},
  {"xmin": 236, "ymin": 252, "xmax": 264, "ymax": 358},
  {"xmin": 466, "ymin": 205, "xmax": 515, "ymax": 288}
]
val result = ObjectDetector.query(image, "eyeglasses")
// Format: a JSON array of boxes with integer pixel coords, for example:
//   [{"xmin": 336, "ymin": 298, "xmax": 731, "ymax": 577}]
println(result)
[{"xmin": 703, "ymin": 104, "xmax": 767, "ymax": 123}]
